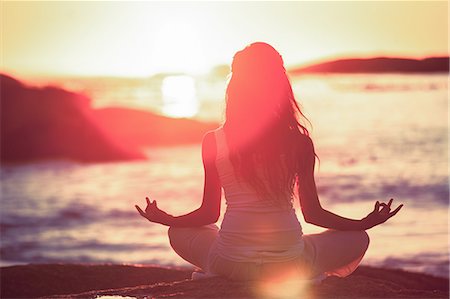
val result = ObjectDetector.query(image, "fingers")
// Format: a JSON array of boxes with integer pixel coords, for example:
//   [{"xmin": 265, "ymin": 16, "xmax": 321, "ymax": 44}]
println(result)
[
  {"xmin": 146, "ymin": 197, "xmax": 157, "ymax": 207},
  {"xmin": 389, "ymin": 204, "xmax": 404, "ymax": 218},
  {"xmin": 137, "ymin": 197, "xmax": 159, "ymax": 221},
  {"xmin": 387, "ymin": 198, "xmax": 394, "ymax": 208},
  {"xmin": 135, "ymin": 205, "xmax": 147, "ymax": 218},
  {"xmin": 379, "ymin": 198, "xmax": 394, "ymax": 213},
  {"xmin": 374, "ymin": 201, "xmax": 380, "ymax": 211},
  {"xmin": 380, "ymin": 203, "xmax": 390, "ymax": 213}
]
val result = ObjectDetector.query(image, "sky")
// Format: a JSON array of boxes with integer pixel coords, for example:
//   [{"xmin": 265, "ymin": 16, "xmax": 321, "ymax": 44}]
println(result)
[{"xmin": 2, "ymin": 1, "xmax": 448, "ymax": 77}]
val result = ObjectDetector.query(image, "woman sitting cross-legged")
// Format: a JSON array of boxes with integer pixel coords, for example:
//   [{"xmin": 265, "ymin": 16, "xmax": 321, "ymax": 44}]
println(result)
[{"xmin": 135, "ymin": 42, "xmax": 403, "ymax": 283}]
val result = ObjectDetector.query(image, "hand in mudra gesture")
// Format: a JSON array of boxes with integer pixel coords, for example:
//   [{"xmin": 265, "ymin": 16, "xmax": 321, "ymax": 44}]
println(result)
[
  {"xmin": 135, "ymin": 197, "xmax": 173, "ymax": 225},
  {"xmin": 362, "ymin": 198, "xmax": 403, "ymax": 229}
]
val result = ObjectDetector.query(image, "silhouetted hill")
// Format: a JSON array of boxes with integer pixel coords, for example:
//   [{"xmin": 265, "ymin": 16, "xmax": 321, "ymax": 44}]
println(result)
[
  {"xmin": 1, "ymin": 74, "xmax": 144, "ymax": 163},
  {"xmin": 0, "ymin": 74, "xmax": 217, "ymax": 163},
  {"xmin": 290, "ymin": 57, "xmax": 449, "ymax": 74},
  {"xmin": 92, "ymin": 108, "xmax": 217, "ymax": 147}
]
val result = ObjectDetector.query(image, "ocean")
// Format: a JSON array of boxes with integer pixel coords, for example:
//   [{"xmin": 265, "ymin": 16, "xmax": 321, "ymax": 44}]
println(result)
[{"xmin": 1, "ymin": 73, "xmax": 448, "ymax": 278}]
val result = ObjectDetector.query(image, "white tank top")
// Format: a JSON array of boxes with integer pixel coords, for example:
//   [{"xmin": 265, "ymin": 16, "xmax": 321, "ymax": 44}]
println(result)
[{"xmin": 214, "ymin": 127, "xmax": 305, "ymax": 263}]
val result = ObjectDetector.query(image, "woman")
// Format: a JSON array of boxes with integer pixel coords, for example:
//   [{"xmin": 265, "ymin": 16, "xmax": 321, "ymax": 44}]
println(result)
[{"xmin": 135, "ymin": 42, "xmax": 403, "ymax": 282}]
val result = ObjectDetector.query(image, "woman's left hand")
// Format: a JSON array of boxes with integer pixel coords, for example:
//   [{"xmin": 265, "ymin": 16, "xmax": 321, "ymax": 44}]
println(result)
[
  {"xmin": 361, "ymin": 198, "xmax": 403, "ymax": 229},
  {"xmin": 135, "ymin": 197, "xmax": 173, "ymax": 226}
]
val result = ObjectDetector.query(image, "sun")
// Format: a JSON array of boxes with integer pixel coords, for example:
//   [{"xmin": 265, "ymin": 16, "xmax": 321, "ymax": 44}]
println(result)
[
  {"xmin": 161, "ymin": 75, "xmax": 198, "ymax": 118},
  {"xmin": 150, "ymin": 18, "xmax": 208, "ymax": 75}
]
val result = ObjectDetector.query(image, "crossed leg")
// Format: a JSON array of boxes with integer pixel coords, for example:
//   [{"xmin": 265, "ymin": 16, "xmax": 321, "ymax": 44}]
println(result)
[
  {"xmin": 168, "ymin": 226, "xmax": 369, "ymax": 279},
  {"xmin": 168, "ymin": 224, "xmax": 219, "ymax": 270},
  {"xmin": 302, "ymin": 230, "xmax": 370, "ymax": 277}
]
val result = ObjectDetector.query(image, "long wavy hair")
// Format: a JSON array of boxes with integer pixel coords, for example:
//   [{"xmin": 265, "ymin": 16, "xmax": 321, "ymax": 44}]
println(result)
[{"xmin": 223, "ymin": 42, "xmax": 312, "ymax": 205}]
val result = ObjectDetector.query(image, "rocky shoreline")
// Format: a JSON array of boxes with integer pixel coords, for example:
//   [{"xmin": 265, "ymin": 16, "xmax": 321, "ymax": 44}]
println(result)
[{"xmin": 1, "ymin": 264, "xmax": 448, "ymax": 298}]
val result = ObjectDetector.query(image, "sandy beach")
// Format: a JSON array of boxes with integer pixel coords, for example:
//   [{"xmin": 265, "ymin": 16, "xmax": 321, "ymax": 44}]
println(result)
[{"xmin": 1, "ymin": 264, "xmax": 448, "ymax": 298}]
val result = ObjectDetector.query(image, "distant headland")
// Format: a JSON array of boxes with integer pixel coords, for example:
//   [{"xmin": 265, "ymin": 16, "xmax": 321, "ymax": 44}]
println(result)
[
  {"xmin": 289, "ymin": 56, "xmax": 449, "ymax": 74},
  {"xmin": 0, "ymin": 74, "xmax": 217, "ymax": 164}
]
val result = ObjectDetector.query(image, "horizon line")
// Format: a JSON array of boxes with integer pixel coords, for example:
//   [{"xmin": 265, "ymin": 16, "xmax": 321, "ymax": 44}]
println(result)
[{"xmin": 4, "ymin": 53, "xmax": 449, "ymax": 79}]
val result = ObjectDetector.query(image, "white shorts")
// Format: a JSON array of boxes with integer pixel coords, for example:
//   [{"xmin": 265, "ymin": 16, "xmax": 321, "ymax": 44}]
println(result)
[{"xmin": 168, "ymin": 224, "xmax": 369, "ymax": 281}]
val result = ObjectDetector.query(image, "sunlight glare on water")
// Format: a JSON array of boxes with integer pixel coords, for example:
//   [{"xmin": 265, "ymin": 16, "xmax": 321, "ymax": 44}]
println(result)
[
  {"xmin": 161, "ymin": 75, "xmax": 198, "ymax": 118},
  {"xmin": 255, "ymin": 272, "xmax": 311, "ymax": 299}
]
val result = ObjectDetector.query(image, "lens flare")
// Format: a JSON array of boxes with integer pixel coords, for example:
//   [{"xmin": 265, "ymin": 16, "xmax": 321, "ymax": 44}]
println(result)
[{"xmin": 254, "ymin": 270, "xmax": 312, "ymax": 299}]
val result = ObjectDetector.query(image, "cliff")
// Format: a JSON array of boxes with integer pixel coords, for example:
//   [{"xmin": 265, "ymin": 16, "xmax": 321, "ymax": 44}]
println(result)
[{"xmin": 290, "ymin": 57, "xmax": 449, "ymax": 74}]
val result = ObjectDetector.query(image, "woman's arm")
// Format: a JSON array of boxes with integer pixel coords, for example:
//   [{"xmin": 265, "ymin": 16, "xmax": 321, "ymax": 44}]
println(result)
[
  {"xmin": 135, "ymin": 131, "xmax": 222, "ymax": 227},
  {"xmin": 297, "ymin": 136, "xmax": 402, "ymax": 231},
  {"xmin": 169, "ymin": 131, "xmax": 222, "ymax": 226}
]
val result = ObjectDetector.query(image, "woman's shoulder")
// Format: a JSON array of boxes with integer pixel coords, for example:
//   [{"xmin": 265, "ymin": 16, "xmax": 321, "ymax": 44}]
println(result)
[
  {"xmin": 201, "ymin": 127, "xmax": 224, "ymax": 157},
  {"xmin": 202, "ymin": 126, "xmax": 223, "ymax": 144}
]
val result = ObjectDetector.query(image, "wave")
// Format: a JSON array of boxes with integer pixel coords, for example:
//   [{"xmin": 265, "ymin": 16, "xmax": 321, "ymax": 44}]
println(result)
[
  {"xmin": 317, "ymin": 176, "xmax": 449, "ymax": 205},
  {"xmin": 1, "ymin": 177, "xmax": 447, "ymax": 236},
  {"xmin": 0, "ymin": 205, "xmax": 140, "ymax": 232},
  {"xmin": 367, "ymin": 252, "xmax": 449, "ymax": 278},
  {"xmin": 0, "ymin": 238, "xmax": 167, "ymax": 264}
]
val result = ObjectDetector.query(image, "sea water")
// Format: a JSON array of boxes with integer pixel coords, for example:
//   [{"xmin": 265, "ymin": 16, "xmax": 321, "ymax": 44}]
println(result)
[{"xmin": 1, "ymin": 73, "xmax": 448, "ymax": 278}]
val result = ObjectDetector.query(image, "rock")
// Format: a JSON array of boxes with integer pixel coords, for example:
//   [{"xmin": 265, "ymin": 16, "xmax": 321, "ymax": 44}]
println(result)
[
  {"xmin": 92, "ymin": 107, "xmax": 218, "ymax": 148},
  {"xmin": 1, "ymin": 264, "xmax": 448, "ymax": 298},
  {"xmin": 1, "ymin": 74, "xmax": 143, "ymax": 163}
]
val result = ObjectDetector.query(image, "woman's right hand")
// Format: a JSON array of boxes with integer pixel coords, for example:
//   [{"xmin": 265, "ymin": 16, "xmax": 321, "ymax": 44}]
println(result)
[
  {"xmin": 135, "ymin": 197, "xmax": 174, "ymax": 226},
  {"xmin": 361, "ymin": 198, "xmax": 403, "ymax": 229}
]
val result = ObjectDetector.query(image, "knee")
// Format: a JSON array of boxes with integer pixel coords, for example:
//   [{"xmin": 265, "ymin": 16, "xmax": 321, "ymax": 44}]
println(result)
[
  {"xmin": 167, "ymin": 226, "xmax": 180, "ymax": 247},
  {"xmin": 167, "ymin": 226, "xmax": 175, "ymax": 237},
  {"xmin": 358, "ymin": 230, "xmax": 370, "ymax": 252},
  {"xmin": 168, "ymin": 226, "xmax": 192, "ymax": 249},
  {"xmin": 167, "ymin": 226, "xmax": 180, "ymax": 244}
]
